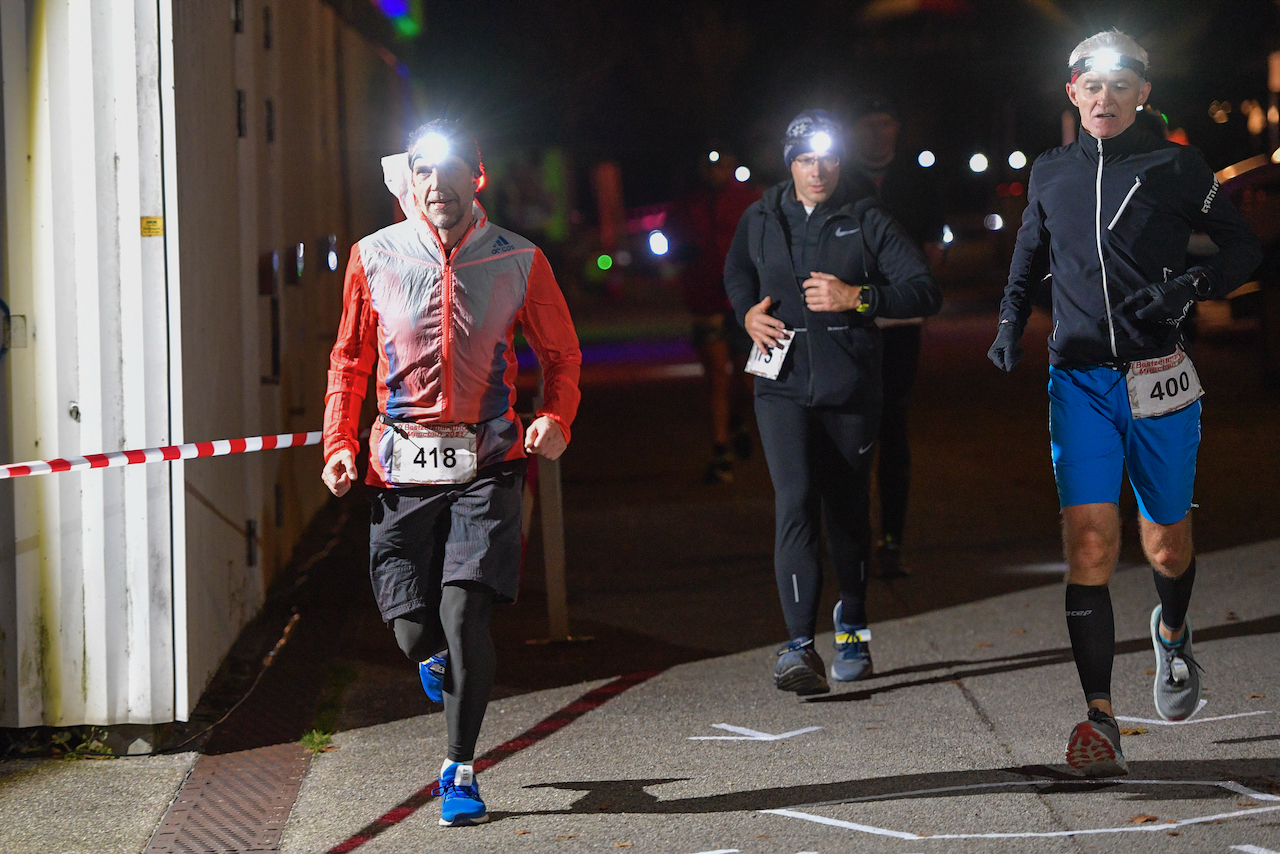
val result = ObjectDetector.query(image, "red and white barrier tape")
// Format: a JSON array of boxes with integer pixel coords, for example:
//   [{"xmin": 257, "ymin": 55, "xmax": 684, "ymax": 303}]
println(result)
[{"xmin": 0, "ymin": 431, "xmax": 321, "ymax": 480}]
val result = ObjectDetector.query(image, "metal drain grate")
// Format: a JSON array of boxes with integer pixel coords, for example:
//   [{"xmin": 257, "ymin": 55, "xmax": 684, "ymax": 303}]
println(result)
[{"xmin": 146, "ymin": 743, "xmax": 312, "ymax": 853}]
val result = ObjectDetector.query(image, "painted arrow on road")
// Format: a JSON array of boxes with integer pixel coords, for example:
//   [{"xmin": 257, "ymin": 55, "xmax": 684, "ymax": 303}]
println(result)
[{"xmin": 688, "ymin": 723, "xmax": 822, "ymax": 741}]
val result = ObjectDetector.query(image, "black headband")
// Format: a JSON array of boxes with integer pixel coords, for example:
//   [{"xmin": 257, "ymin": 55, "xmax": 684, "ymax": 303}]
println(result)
[{"xmin": 1069, "ymin": 51, "xmax": 1148, "ymax": 83}]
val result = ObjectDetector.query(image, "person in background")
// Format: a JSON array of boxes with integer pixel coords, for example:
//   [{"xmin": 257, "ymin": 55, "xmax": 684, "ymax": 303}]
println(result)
[
  {"xmin": 672, "ymin": 150, "xmax": 762, "ymax": 483},
  {"xmin": 850, "ymin": 94, "xmax": 946, "ymax": 578}
]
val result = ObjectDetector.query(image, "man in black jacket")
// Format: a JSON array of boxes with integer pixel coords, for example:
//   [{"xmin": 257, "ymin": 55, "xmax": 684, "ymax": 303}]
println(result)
[
  {"xmin": 725, "ymin": 109, "xmax": 941, "ymax": 695},
  {"xmin": 988, "ymin": 30, "xmax": 1261, "ymax": 775}
]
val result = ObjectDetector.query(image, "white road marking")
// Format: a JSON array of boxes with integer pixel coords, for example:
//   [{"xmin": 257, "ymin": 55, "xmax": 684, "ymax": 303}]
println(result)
[
  {"xmin": 762, "ymin": 779, "xmax": 1280, "ymax": 840},
  {"xmin": 688, "ymin": 723, "xmax": 823, "ymax": 741},
  {"xmin": 687, "ymin": 849, "xmax": 739, "ymax": 854},
  {"xmin": 1116, "ymin": 699, "xmax": 1272, "ymax": 726},
  {"xmin": 1232, "ymin": 845, "xmax": 1280, "ymax": 854}
]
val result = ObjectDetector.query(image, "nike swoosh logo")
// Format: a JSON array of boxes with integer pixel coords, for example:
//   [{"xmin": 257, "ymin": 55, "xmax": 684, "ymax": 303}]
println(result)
[
  {"xmin": 835, "ymin": 227, "xmax": 860, "ymax": 237},
  {"xmin": 859, "ymin": 441, "xmax": 875, "ymax": 455}
]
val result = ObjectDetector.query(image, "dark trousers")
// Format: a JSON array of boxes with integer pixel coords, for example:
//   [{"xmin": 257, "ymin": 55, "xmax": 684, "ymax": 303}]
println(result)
[
  {"xmin": 755, "ymin": 393, "xmax": 879, "ymax": 640},
  {"xmin": 878, "ymin": 324, "xmax": 922, "ymax": 544}
]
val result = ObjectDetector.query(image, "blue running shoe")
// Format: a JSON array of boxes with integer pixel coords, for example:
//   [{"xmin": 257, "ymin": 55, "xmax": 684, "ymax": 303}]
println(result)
[
  {"xmin": 773, "ymin": 638, "xmax": 830, "ymax": 695},
  {"xmin": 419, "ymin": 652, "xmax": 447, "ymax": 704},
  {"xmin": 438, "ymin": 761, "xmax": 488, "ymax": 826},
  {"xmin": 831, "ymin": 601, "xmax": 873, "ymax": 682}
]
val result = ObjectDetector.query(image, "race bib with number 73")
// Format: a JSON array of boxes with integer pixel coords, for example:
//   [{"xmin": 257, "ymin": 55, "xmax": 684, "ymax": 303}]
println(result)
[
  {"xmin": 744, "ymin": 331, "xmax": 796, "ymax": 381},
  {"xmin": 381, "ymin": 419, "xmax": 478, "ymax": 485},
  {"xmin": 1126, "ymin": 346, "xmax": 1204, "ymax": 419}
]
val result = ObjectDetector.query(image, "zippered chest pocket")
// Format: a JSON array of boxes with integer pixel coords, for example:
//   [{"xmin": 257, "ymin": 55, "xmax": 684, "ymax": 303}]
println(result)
[{"xmin": 1107, "ymin": 175, "xmax": 1143, "ymax": 231}]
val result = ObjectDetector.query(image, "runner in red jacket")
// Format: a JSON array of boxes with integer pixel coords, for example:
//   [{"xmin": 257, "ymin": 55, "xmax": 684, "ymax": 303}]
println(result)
[{"xmin": 321, "ymin": 119, "xmax": 580, "ymax": 826}]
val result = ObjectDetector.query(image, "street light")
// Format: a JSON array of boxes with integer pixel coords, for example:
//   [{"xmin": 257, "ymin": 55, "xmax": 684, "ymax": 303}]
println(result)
[
  {"xmin": 918, "ymin": 150, "xmax": 935, "ymax": 168},
  {"xmin": 969, "ymin": 153, "xmax": 989, "ymax": 173}
]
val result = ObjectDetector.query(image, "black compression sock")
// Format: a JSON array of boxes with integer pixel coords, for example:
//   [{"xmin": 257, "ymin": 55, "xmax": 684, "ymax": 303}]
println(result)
[
  {"xmin": 1153, "ymin": 557, "xmax": 1196, "ymax": 636},
  {"xmin": 1065, "ymin": 583, "xmax": 1115, "ymax": 704}
]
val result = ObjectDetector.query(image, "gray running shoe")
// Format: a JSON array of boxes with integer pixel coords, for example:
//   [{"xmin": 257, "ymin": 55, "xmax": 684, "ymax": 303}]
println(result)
[
  {"xmin": 773, "ymin": 638, "xmax": 830, "ymax": 696},
  {"xmin": 1150, "ymin": 604, "xmax": 1202, "ymax": 721},
  {"xmin": 1065, "ymin": 707, "xmax": 1129, "ymax": 777},
  {"xmin": 831, "ymin": 601, "xmax": 874, "ymax": 682}
]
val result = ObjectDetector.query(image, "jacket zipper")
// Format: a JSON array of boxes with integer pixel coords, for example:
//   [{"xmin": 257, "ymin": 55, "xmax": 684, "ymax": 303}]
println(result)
[
  {"xmin": 1094, "ymin": 137, "xmax": 1118, "ymax": 358},
  {"xmin": 1107, "ymin": 175, "xmax": 1142, "ymax": 231},
  {"xmin": 436, "ymin": 219, "xmax": 478, "ymax": 422}
]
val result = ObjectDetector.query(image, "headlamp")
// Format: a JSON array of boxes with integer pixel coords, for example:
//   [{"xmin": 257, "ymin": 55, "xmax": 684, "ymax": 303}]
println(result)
[
  {"xmin": 414, "ymin": 131, "xmax": 451, "ymax": 167},
  {"xmin": 810, "ymin": 131, "xmax": 833, "ymax": 155},
  {"xmin": 1069, "ymin": 48, "xmax": 1147, "ymax": 82}
]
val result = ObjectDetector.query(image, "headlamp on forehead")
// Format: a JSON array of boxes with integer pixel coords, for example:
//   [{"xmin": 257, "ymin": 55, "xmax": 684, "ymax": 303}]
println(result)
[
  {"xmin": 414, "ymin": 131, "xmax": 452, "ymax": 167},
  {"xmin": 810, "ymin": 131, "xmax": 833, "ymax": 155},
  {"xmin": 1069, "ymin": 48, "xmax": 1147, "ymax": 82}
]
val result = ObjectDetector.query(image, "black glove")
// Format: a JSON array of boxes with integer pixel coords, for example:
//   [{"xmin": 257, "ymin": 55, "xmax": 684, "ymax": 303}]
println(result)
[
  {"xmin": 987, "ymin": 321, "xmax": 1023, "ymax": 372},
  {"xmin": 1119, "ymin": 271, "xmax": 1209, "ymax": 327}
]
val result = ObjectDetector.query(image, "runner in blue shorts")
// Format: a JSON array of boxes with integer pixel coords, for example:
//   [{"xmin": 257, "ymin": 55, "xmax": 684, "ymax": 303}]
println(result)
[{"xmin": 987, "ymin": 31, "xmax": 1261, "ymax": 777}]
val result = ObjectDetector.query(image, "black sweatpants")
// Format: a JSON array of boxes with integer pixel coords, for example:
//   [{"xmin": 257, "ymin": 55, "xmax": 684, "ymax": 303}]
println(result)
[
  {"xmin": 755, "ymin": 393, "xmax": 879, "ymax": 640},
  {"xmin": 877, "ymin": 324, "xmax": 922, "ymax": 545}
]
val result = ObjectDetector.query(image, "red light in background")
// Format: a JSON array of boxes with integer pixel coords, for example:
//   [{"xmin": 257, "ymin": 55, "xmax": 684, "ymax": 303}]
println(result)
[
  {"xmin": 996, "ymin": 183, "xmax": 1009, "ymax": 197},
  {"xmin": 1009, "ymin": 182, "xmax": 1024, "ymax": 196}
]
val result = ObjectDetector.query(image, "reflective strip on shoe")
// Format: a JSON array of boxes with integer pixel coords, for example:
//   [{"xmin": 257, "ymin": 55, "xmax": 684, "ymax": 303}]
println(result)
[{"xmin": 835, "ymin": 628, "xmax": 871, "ymax": 645}]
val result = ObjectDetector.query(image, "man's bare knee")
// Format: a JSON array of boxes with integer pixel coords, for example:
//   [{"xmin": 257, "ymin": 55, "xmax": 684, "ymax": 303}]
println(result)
[{"xmin": 1141, "ymin": 515, "xmax": 1192, "ymax": 577}]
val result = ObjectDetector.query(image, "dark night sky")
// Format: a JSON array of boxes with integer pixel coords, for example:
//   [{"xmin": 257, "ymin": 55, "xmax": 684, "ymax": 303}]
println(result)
[{"xmin": 400, "ymin": 0, "xmax": 1280, "ymax": 209}]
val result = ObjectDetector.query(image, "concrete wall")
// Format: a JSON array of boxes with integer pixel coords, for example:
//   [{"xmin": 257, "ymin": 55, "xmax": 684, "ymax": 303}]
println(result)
[{"xmin": 0, "ymin": 0, "xmax": 404, "ymax": 726}]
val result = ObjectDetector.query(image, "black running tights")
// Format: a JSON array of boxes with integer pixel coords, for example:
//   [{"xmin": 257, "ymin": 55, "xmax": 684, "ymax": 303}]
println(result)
[{"xmin": 392, "ymin": 581, "xmax": 495, "ymax": 762}]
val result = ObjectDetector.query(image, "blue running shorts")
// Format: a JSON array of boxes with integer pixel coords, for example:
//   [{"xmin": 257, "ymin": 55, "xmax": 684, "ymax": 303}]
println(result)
[{"xmin": 1048, "ymin": 364, "xmax": 1200, "ymax": 524}]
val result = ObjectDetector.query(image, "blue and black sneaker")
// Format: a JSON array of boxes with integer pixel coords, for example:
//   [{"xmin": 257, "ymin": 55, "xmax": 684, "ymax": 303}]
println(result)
[
  {"xmin": 831, "ymin": 601, "xmax": 873, "ymax": 682},
  {"xmin": 419, "ymin": 651, "xmax": 447, "ymax": 704},
  {"xmin": 438, "ymin": 761, "xmax": 488, "ymax": 826},
  {"xmin": 773, "ymin": 637, "xmax": 830, "ymax": 695}
]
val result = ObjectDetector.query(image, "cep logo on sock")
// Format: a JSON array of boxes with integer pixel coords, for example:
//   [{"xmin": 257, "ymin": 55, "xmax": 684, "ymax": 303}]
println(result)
[{"xmin": 1066, "ymin": 609, "xmax": 1093, "ymax": 616}]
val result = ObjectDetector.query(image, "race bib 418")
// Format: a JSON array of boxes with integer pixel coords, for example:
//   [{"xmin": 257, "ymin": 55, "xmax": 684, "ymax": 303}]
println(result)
[{"xmin": 384, "ymin": 421, "xmax": 478, "ymax": 485}]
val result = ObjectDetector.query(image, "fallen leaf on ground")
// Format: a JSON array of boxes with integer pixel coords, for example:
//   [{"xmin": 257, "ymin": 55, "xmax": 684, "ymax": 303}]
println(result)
[
  {"xmin": 865, "ymin": 726, "xmax": 881, "ymax": 730},
  {"xmin": 321, "ymin": 745, "xmax": 339, "ymax": 752},
  {"xmin": 615, "ymin": 844, "xmax": 634, "ymax": 848},
  {"xmin": 1226, "ymin": 611, "xmax": 1239, "ymax": 621},
  {"xmin": 755, "ymin": 835, "xmax": 773, "ymax": 839},
  {"xmin": 1119, "ymin": 727, "xmax": 1147, "ymax": 736},
  {"xmin": 976, "ymin": 642, "xmax": 994, "ymax": 648},
  {"xmin": 1167, "ymin": 831, "xmax": 1180, "ymax": 836},
  {"xmin": 516, "ymin": 830, "xmax": 531, "ymax": 835},
  {"xmin": 1144, "ymin": 668, "xmax": 1157, "ymax": 675},
  {"xmin": 1238, "ymin": 801, "xmax": 1259, "ymax": 806},
  {"xmin": 1129, "ymin": 815, "xmax": 1159, "ymax": 824},
  {"xmin": 1011, "ymin": 629, "xmax": 1027, "ymax": 634},
  {"xmin": 557, "ymin": 835, "xmax": 578, "ymax": 840},
  {"xmin": 1247, "ymin": 693, "xmax": 1266, "ymax": 699}
]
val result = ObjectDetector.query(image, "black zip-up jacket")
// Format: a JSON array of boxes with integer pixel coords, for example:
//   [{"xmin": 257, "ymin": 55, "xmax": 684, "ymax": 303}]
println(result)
[
  {"xmin": 1001, "ymin": 124, "xmax": 1262, "ymax": 368},
  {"xmin": 724, "ymin": 178, "xmax": 941, "ymax": 407}
]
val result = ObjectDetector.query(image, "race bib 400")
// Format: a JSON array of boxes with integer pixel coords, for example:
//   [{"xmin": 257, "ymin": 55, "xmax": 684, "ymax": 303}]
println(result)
[
  {"xmin": 1126, "ymin": 347, "xmax": 1203, "ymax": 419},
  {"xmin": 385, "ymin": 421, "xmax": 478, "ymax": 485}
]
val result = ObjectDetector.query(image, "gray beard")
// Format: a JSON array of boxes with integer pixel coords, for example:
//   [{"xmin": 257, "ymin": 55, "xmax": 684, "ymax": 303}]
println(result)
[{"xmin": 425, "ymin": 206, "xmax": 464, "ymax": 230}]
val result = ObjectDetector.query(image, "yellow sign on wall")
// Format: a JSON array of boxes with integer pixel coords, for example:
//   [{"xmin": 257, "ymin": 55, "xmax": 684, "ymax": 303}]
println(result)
[{"xmin": 140, "ymin": 216, "xmax": 164, "ymax": 237}]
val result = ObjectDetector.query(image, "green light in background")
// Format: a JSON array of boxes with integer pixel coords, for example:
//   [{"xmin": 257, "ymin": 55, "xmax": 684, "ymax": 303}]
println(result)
[
  {"xmin": 597, "ymin": 254, "xmax": 613, "ymax": 271},
  {"xmin": 393, "ymin": 16, "xmax": 422, "ymax": 37}
]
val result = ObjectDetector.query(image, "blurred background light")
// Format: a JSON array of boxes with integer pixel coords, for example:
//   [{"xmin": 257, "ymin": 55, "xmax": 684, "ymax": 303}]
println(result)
[
  {"xmin": 918, "ymin": 150, "xmax": 935, "ymax": 167},
  {"xmin": 1008, "ymin": 150, "xmax": 1027, "ymax": 169},
  {"xmin": 708, "ymin": 150, "xmax": 720, "ymax": 162},
  {"xmin": 969, "ymin": 153, "xmax": 989, "ymax": 173},
  {"xmin": 942, "ymin": 225, "xmax": 954, "ymax": 244},
  {"xmin": 734, "ymin": 166, "xmax": 751, "ymax": 182},
  {"xmin": 985, "ymin": 213, "xmax": 1004, "ymax": 231},
  {"xmin": 597, "ymin": 254, "xmax": 613, "ymax": 271},
  {"xmin": 648, "ymin": 230, "xmax": 669, "ymax": 256}
]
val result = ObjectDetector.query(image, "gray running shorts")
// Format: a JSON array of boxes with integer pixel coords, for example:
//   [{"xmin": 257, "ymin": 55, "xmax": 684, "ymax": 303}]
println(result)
[{"xmin": 368, "ymin": 459, "xmax": 527, "ymax": 621}]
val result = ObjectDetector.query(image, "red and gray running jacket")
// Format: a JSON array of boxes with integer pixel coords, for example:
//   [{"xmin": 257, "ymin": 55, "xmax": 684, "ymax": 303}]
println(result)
[{"xmin": 323, "ymin": 196, "xmax": 581, "ymax": 488}]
